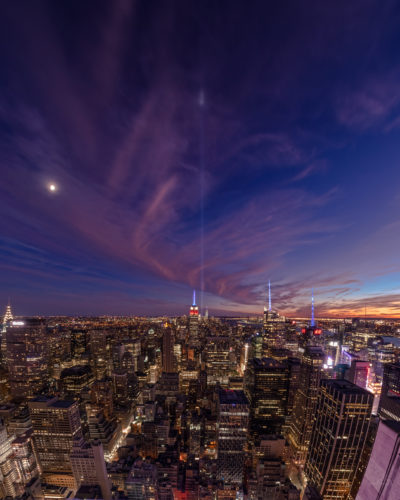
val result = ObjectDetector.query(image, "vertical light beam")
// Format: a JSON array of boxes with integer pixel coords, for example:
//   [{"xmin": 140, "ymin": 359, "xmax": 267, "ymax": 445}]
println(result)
[
  {"xmin": 311, "ymin": 288, "xmax": 315, "ymax": 327},
  {"xmin": 268, "ymin": 280, "xmax": 272, "ymax": 311},
  {"xmin": 198, "ymin": 89, "xmax": 206, "ymax": 315}
]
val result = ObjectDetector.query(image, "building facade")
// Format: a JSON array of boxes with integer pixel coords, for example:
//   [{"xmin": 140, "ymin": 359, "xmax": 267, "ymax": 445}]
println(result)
[
  {"xmin": 28, "ymin": 396, "xmax": 83, "ymax": 488},
  {"xmin": 216, "ymin": 389, "xmax": 249, "ymax": 486},
  {"xmin": 304, "ymin": 379, "xmax": 373, "ymax": 500},
  {"xmin": 288, "ymin": 346, "xmax": 324, "ymax": 466}
]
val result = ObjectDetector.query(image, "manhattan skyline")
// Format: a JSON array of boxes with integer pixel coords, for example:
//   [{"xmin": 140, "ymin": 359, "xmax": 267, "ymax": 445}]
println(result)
[{"xmin": 1, "ymin": 1, "xmax": 400, "ymax": 317}]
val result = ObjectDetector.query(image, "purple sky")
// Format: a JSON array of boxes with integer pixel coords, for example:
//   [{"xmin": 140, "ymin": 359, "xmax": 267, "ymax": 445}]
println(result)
[{"xmin": 1, "ymin": 1, "xmax": 400, "ymax": 317}]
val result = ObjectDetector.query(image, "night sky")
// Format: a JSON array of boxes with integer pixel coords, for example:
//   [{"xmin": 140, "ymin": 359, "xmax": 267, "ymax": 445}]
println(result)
[{"xmin": 1, "ymin": 1, "xmax": 400, "ymax": 317}]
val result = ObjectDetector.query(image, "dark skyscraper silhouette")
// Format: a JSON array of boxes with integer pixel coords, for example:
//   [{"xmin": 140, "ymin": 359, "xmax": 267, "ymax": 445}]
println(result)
[{"xmin": 162, "ymin": 326, "xmax": 176, "ymax": 373}]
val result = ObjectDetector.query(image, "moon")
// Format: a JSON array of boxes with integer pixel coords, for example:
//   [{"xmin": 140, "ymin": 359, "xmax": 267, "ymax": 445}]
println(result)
[{"xmin": 48, "ymin": 183, "xmax": 57, "ymax": 192}]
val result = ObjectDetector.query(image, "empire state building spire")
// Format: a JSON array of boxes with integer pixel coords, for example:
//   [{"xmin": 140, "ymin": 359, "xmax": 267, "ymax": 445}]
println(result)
[{"xmin": 189, "ymin": 291, "xmax": 199, "ymax": 346}]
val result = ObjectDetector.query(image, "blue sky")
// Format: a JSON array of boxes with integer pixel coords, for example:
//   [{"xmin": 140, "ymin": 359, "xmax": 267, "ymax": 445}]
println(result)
[{"xmin": 1, "ymin": 0, "xmax": 400, "ymax": 317}]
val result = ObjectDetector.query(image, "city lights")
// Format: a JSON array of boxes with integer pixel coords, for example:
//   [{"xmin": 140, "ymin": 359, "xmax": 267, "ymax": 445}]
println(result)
[
  {"xmin": 1, "ymin": 286, "xmax": 399, "ymax": 498},
  {"xmin": 0, "ymin": 1, "xmax": 397, "ymax": 499}
]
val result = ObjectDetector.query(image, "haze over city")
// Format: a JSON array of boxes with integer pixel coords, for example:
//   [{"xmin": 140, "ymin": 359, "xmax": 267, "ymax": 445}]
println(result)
[{"xmin": 1, "ymin": 1, "xmax": 400, "ymax": 317}]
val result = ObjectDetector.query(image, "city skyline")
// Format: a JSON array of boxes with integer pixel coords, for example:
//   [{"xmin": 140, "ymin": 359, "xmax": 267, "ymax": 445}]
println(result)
[{"xmin": 1, "ymin": 1, "xmax": 400, "ymax": 317}]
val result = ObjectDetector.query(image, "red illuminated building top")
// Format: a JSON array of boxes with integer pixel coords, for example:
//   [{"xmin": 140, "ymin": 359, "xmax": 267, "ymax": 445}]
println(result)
[{"xmin": 190, "ymin": 305, "xmax": 199, "ymax": 316}]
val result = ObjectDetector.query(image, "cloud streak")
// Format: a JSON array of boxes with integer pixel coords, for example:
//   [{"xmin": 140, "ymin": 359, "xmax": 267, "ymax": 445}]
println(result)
[{"xmin": 0, "ymin": 1, "xmax": 400, "ymax": 316}]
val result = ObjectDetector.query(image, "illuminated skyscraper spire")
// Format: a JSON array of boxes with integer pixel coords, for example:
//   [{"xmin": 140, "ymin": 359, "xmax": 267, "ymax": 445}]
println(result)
[
  {"xmin": 3, "ymin": 300, "xmax": 13, "ymax": 324},
  {"xmin": 189, "ymin": 290, "xmax": 199, "ymax": 346},
  {"xmin": 311, "ymin": 288, "xmax": 315, "ymax": 327},
  {"xmin": 268, "ymin": 280, "xmax": 272, "ymax": 312}
]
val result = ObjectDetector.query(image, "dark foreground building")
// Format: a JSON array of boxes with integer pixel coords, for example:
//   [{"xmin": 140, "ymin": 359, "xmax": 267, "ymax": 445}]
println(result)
[{"xmin": 305, "ymin": 379, "xmax": 373, "ymax": 500}]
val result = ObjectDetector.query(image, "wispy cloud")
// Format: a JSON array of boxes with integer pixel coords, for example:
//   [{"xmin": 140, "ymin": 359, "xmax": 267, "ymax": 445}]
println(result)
[
  {"xmin": 336, "ymin": 71, "xmax": 400, "ymax": 131},
  {"xmin": 291, "ymin": 159, "xmax": 328, "ymax": 182}
]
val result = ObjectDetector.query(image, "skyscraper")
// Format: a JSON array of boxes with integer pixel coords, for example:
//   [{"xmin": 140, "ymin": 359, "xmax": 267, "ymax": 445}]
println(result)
[
  {"xmin": 304, "ymin": 379, "xmax": 373, "ymax": 499},
  {"xmin": 70, "ymin": 437, "xmax": 112, "ymax": 500},
  {"xmin": 5, "ymin": 318, "xmax": 48, "ymax": 399},
  {"xmin": 263, "ymin": 281, "xmax": 285, "ymax": 351},
  {"xmin": 189, "ymin": 290, "xmax": 199, "ymax": 346},
  {"xmin": 1, "ymin": 301, "xmax": 13, "ymax": 369},
  {"xmin": 29, "ymin": 396, "xmax": 83, "ymax": 488},
  {"xmin": 2, "ymin": 301, "xmax": 13, "ymax": 325},
  {"xmin": 205, "ymin": 336, "xmax": 235, "ymax": 386},
  {"xmin": 356, "ymin": 419, "xmax": 400, "ymax": 500},
  {"xmin": 262, "ymin": 280, "xmax": 272, "ymax": 333},
  {"xmin": 162, "ymin": 326, "xmax": 176, "ymax": 373},
  {"xmin": 0, "ymin": 420, "xmax": 19, "ymax": 498},
  {"xmin": 286, "ymin": 356, "xmax": 301, "ymax": 421},
  {"xmin": 245, "ymin": 357, "xmax": 289, "ymax": 438},
  {"xmin": 378, "ymin": 362, "xmax": 400, "ymax": 421},
  {"xmin": 216, "ymin": 389, "xmax": 249, "ymax": 486},
  {"xmin": 288, "ymin": 346, "xmax": 324, "ymax": 466},
  {"xmin": 11, "ymin": 430, "xmax": 40, "ymax": 490},
  {"xmin": 345, "ymin": 360, "xmax": 369, "ymax": 390},
  {"xmin": 89, "ymin": 330, "xmax": 109, "ymax": 380}
]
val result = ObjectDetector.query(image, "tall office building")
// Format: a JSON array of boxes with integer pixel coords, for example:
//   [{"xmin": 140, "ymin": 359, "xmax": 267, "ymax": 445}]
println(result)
[
  {"xmin": 216, "ymin": 389, "xmax": 249, "ymax": 485},
  {"xmin": 90, "ymin": 379, "xmax": 114, "ymax": 420},
  {"xmin": 28, "ymin": 396, "xmax": 83, "ymax": 488},
  {"xmin": 189, "ymin": 291, "xmax": 199, "ymax": 346},
  {"xmin": 356, "ymin": 419, "xmax": 400, "ymax": 500},
  {"xmin": 288, "ymin": 346, "xmax": 324, "ymax": 466},
  {"xmin": 112, "ymin": 343, "xmax": 125, "ymax": 371},
  {"xmin": 304, "ymin": 379, "xmax": 373, "ymax": 500},
  {"xmin": 0, "ymin": 420, "xmax": 19, "ymax": 498},
  {"xmin": 378, "ymin": 362, "xmax": 400, "ymax": 421},
  {"xmin": 245, "ymin": 357, "xmax": 289, "ymax": 438},
  {"xmin": 112, "ymin": 370, "xmax": 129, "ymax": 406},
  {"xmin": 3, "ymin": 301, "xmax": 13, "ymax": 324},
  {"xmin": 61, "ymin": 365, "xmax": 94, "ymax": 396},
  {"xmin": 346, "ymin": 360, "xmax": 369, "ymax": 390},
  {"xmin": 71, "ymin": 328, "xmax": 88, "ymax": 357},
  {"xmin": 5, "ymin": 318, "xmax": 48, "ymax": 400},
  {"xmin": 1, "ymin": 302, "xmax": 13, "ymax": 364},
  {"xmin": 12, "ymin": 430, "xmax": 40, "ymax": 489},
  {"xmin": 263, "ymin": 281, "xmax": 272, "ymax": 333},
  {"xmin": 89, "ymin": 330, "xmax": 109, "ymax": 380},
  {"xmin": 263, "ymin": 292, "xmax": 286, "ymax": 354},
  {"xmin": 349, "ymin": 417, "xmax": 378, "ymax": 500},
  {"xmin": 70, "ymin": 437, "xmax": 112, "ymax": 500},
  {"xmin": 162, "ymin": 327, "xmax": 176, "ymax": 373},
  {"xmin": 205, "ymin": 336, "xmax": 235, "ymax": 386},
  {"xmin": 286, "ymin": 356, "xmax": 301, "ymax": 421},
  {"xmin": 263, "ymin": 280, "xmax": 279, "ymax": 350}
]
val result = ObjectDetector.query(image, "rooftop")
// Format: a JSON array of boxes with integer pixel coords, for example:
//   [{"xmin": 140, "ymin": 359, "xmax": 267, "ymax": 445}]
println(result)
[
  {"xmin": 60, "ymin": 364, "xmax": 92, "ymax": 378},
  {"xmin": 305, "ymin": 346, "xmax": 324, "ymax": 356},
  {"xmin": 322, "ymin": 378, "xmax": 372, "ymax": 396},
  {"xmin": 252, "ymin": 357, "xmax": 285, "ymax": 369},
  {"xmin": 50, "ymin": 400, "xmax": 76, "ymax": 409},
  {"xmin": 30, "ymin": 395, "xmax": 55, "ymax": 403},
  {"xmin": 219, "ymin": 389, "xmax": 249, "ymax": 406}
]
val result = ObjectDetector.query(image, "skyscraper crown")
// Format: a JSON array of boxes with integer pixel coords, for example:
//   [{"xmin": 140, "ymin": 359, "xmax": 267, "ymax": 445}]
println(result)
[{"xmin": 3, "ymin": 301, "xmax": 13, "ymax": 324}]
